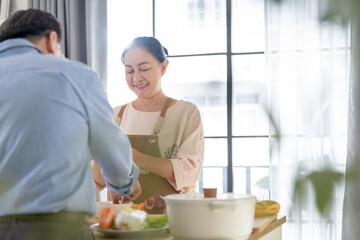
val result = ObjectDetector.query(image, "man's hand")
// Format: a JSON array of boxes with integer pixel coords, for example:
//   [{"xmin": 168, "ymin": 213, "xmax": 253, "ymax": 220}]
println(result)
[{"xmin": 109, "ymin": 181, "xmax": 141, "ymax": 204}]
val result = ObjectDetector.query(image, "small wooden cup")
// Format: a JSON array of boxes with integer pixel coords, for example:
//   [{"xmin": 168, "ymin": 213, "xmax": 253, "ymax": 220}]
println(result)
[{"xmin": 203, "ymin": 188, "xmax": 217, "ymax": 198}]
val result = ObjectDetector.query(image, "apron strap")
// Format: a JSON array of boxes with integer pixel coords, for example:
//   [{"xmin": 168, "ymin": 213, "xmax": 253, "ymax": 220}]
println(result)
[
  {"xmin": 153, "ymin": 97, "xmax": 173, "ymax": 132},
  {"xmin": 115, "ymin": 104, "xmax": 127, "ymax": 126},
  {"xmin": 160, "ymin": 98, "xmax": 173, "ymax": 118}
]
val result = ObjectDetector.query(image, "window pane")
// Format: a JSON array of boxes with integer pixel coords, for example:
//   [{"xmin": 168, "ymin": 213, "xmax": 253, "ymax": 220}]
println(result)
[
  {"xmin": 232, "ymin": 55, "xmax": 268, "ymax": 136},
  {"xmin": 233, "ymin": 138, "xmax": 269, "ymax": 166},
  {"xmin": 203, "ymin": 138, "xmax": 228, "ymax": 167},
  {"xmin": 163, "ymin": 55, "xmax": 227, "ymax": 136},
  {"xmin": 232, "ymin": 0, "xmax": 265, "ymax": 53},
  {"xmin": 202, "ymin": 167, "xmax": 225, "ymax": 193},
  {"xmin": 251, "ymin": 167, "xmax": 269, "ymax": 199},
  {"xmin": 107, "ymin": 0, "xmax": 153, "ymax": 107},
  {"xmin": 233, "ymin": 54, "xmax": 266, "ymax": 83},
  {"xmin": 200, "ymin": 138, "xmax": 228, "ymax": 193},
  {"xmin": 156, "ymin": 0, "xmax": 227, "ymax": 55},
  {"xmin": 233, "ymin": 167, "xmax": 246, "ymax": 194}
]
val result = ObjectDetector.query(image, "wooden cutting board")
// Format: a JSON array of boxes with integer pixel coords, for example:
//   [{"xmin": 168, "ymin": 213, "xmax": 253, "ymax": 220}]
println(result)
[
  {"xmin": 248, "ymin": 215, "xmax": 286, "ymax": 240},
  {"xmin": 252, "ymin": 214, "xmax": 278, "ymax": 234}
]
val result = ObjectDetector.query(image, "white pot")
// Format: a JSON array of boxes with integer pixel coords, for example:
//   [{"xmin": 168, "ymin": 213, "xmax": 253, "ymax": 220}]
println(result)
[{"xmin": 165, "ymin": 193, "xmax": 256, "ymax": 240}]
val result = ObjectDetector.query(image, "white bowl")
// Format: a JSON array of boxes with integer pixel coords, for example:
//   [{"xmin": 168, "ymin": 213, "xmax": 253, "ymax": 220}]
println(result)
[
  {"xmin": 95, "ymin": 201, "xmax": 133, "ymax": 216},
  {"xmin": 165, "ymin": 193, "xmax": 256, "ymax": 240}
]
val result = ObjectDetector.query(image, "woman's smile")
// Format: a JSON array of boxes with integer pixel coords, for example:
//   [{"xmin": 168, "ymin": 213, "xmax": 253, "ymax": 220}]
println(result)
[
  {"xmin": 133, "ymin": 82, "xmax": 149, "ymax": 90},
  {"xmin": 133, "ymin": 83, "xmax": 149, "ymax": 90}
]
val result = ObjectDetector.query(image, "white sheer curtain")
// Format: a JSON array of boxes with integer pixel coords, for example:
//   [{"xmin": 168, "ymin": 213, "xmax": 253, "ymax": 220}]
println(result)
[{"xmin": 265, "ymin": 0, "xmax": 350, "ymax": 239}]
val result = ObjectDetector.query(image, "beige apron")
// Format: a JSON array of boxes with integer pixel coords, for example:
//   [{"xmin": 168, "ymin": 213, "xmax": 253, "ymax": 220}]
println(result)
[{"xmin": 112, "ymin": 98, "xmax": 179, "ymax": 204}]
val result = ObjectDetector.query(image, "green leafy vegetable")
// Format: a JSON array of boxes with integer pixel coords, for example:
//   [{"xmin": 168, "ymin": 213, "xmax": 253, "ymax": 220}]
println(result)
[{"xmin": 145, "ymin": 215, "xmax": 168, "ymax": 229}]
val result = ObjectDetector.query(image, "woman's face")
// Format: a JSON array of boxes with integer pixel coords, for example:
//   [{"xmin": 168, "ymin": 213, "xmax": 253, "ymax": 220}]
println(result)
[{"xmin": 123, "ymin": 47, "xmax": 168, "ymax": 99}]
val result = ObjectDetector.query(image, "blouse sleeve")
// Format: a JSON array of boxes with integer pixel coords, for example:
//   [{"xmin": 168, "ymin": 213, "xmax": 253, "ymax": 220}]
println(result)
[{"xmin": 169, "ymin": 106, "xmax": 204, "ymax": 192}]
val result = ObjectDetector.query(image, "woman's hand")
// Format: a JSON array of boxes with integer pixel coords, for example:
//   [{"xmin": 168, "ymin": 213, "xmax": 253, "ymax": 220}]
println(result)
[
  {"xmin": 132, "ymin": 148, "xmax": 175, "ymax": 182},
  {"xmin": 109, "ymin": 188, "xmax": 123, "ymax": 204},
  {"xmin": 123, "ymin": 181, "xmax": 141, "ymax": 202},
  {"xmin": 109, "ymin": 181, "xmax": 142, "ymax": 203}
]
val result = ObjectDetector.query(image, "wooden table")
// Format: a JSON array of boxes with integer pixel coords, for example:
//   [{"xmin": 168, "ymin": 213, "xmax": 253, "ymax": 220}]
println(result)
[{"xmin": 93, "ymin": 216, "xmax": 286, "ymax": 240}]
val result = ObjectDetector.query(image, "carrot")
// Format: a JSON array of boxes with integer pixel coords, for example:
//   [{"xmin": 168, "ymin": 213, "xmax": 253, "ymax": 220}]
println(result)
[
  {"xmin": 98, "ymin": 207, "xmax": 116, "ymax": 229},
  {"xmin": 131, "ymin": 202, "xmax": 145, "ymax": 211},
  {"xmin": 131, "ymin": 204, "xmax": 139, "ymax": 210},
  {"xmin": 138, "ymin": 202, "xmax": 145, "ymax": 211}
]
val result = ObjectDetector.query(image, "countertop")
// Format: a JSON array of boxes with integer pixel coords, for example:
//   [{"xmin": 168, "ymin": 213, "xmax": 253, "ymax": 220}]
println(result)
[{"xmin": 92, "ymin": 215, "xmax": 286, "ymax": 240}]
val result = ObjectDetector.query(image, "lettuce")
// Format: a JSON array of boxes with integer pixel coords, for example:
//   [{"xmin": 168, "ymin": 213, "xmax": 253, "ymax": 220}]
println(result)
[{"xmin": 144, "ymin": 215, "xmax": 168, "ymax": 229}]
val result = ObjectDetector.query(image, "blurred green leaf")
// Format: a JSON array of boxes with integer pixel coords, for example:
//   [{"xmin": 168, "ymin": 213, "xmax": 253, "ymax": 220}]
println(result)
[
  {"xmin": 320, "ymin": 0, "xmax": 360, "ymax": 25},
  {"xmin": 308, "ymin": 170, "xmax": 343, "ymax": 216},
  {"xmin": 294, "ymin": 168, "xmax": 344, "ymax": 218},
  {"xmin": 262, "ymin": 105, "xmax": 281, "ymax": 153},
  {"xmin": 294, "ymin": 174, "xmax": 310, "ymax": 208}
]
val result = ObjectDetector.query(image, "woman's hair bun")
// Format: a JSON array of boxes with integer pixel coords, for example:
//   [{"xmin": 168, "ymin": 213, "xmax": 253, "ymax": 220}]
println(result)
[
  {"xmin": 121, "ymin": 36, "xmax": 168, "ymax": 64},
  {"xmin": 163, "ymin": 47, "xmax": 169, "ymax": 56}
]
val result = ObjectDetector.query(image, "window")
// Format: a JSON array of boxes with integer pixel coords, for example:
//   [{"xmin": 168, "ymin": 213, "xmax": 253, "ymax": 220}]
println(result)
[
  {"xmin": 0, "ymin": 0, "xmax": 10, "ymax": 24},
  {"xmin": 107, "ymin": 1, "xmax": 350, "ymax": 239},
  {"xmin": 107, "ymin": 0, "xmax": 269, "ymax": 199}
]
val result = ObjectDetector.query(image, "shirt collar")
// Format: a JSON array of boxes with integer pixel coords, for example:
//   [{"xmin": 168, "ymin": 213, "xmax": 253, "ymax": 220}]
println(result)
[{"xmin": 0, "ymin": 38, "xmax": 43, "ymax": 55}]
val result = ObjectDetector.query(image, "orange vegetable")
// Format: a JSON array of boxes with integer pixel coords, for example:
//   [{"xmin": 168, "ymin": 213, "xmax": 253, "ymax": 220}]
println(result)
[
  {"xmin": 131, "ymin": 202, "xmax": 145, "ymax": 211},
  {"xmin": 98, "ymin": 207, "xmax": 116, "ymax": 229},
  {"xmin": 138, "ymin": 202, "xmax": 145, "ymax": 211},
  {"xmin": 131, "ymin": 204, "xmax": 138, "ymax": 209}
]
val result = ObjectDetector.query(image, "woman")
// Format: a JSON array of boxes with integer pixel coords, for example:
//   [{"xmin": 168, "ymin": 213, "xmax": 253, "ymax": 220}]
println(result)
[{"xmin": 92, "ymin": 37, "xmax": 204, "ymax": 203}]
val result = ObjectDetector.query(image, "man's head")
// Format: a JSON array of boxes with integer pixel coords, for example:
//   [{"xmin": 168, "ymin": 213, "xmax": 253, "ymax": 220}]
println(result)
[{"xmin": 0, "ymin": 9, "xmax": 63, "ymax": 57}]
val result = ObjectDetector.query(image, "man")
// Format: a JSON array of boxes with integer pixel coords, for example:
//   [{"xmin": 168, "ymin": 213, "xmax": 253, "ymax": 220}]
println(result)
[{"xmin": 0, "ymin": 9, "xmax": 140, "ymax": 239}]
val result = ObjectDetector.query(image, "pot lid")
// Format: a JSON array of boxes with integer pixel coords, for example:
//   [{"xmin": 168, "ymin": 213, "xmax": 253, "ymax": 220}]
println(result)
[{"xmin": 165, "ymin": 193, "xmax": 256, "ymax": 203}]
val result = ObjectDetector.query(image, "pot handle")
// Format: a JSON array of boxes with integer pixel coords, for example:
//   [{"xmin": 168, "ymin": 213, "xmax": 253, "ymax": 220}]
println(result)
[{"xmin": 210, "ymin": 202, "xmax": 237, "ymax": 212}]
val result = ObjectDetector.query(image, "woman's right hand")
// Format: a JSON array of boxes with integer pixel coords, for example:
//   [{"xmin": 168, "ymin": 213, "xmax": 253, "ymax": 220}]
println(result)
[
  {"xmin": 109, "ymin": 181, "xmax": 142, "ymax": 203},
  {"xmin": 123, "ymin": 181, "xmax": 141, "ymax": 202}
]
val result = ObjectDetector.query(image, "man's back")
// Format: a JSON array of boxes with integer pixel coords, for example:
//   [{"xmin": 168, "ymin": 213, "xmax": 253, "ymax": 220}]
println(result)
[
  {"xmin": 0, "ymin": 9, "xmax": 139, "ymax": 239},
  {"xmin": 0, "ymin": 38, "xmax": 104, "ymax": 216}
]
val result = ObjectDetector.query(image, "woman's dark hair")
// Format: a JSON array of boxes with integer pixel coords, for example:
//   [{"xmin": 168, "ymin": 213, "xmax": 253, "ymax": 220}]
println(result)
[
  {"xmin": 0, "ymin": 9, "xmax": 62, "ymax": 43},
  {"xmin": 121, "ymin": 36, "xmax": 169, "ymax": 64}
]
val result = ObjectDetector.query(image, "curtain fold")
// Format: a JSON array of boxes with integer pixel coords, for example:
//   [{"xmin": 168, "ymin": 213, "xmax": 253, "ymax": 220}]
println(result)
[
  {"xmin": 342, "ymin": 16, "xmax": 360, "ymax": 240},
  {"xmin": 28, "ymin": 0, "xmax": 107, "ymax": 88},
  {"xmin": 266, "ymin": 0, "xmax": 350, "ymax": 239}
]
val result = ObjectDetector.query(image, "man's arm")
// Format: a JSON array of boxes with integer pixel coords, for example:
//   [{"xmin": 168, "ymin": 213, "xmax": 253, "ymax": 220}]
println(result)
[{"xmin": 85, "ymin": 72, "xmax": 139, "ymax": 196}]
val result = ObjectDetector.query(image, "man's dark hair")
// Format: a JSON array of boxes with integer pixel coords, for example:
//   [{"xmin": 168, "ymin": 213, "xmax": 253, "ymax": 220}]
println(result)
[{"xmin": 0, "ymin": 8, "xmax": 62, "ymax": 43}]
